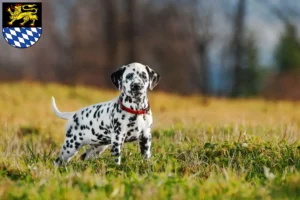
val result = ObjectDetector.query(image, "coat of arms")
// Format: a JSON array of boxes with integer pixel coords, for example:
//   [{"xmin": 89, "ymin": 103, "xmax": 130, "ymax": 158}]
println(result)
[{"xmin": 2, "ymin": 2, "xmax": 42, "ymax": 48}]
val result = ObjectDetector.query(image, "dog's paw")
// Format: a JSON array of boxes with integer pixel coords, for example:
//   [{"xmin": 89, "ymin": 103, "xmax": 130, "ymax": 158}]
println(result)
[
  {"xmin": 54, "ymin": 157, "xmax": 62, "ymax": 168},
  {"xmin": 115, "ymin": 157, "xmax": 121, "ymax": 165},
  {"xmin": 142, "ymin": 153, "xmax": 151, "ymax": 160}
]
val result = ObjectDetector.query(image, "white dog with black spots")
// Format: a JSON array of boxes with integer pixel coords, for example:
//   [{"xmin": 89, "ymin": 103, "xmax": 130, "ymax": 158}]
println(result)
[{"xmin": 52, "ymin": 63, "xmax": 160, "ymax": 166}]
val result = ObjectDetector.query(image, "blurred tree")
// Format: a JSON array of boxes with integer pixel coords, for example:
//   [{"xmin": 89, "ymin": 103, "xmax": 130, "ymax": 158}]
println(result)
[
  {"xmin": 275, "ymin": 24, "xmax": 300, "ymax": 72},
  {"xmin": 68, "ymin": 0, "xmax": 117, "ymax": 87},
  {"xmin": 125, "ymin": 0, "xmax": 137, "ymax": 63},
  {"xmin": 191, "ymin": 0, "xmax": 213, "ymax": 95},
  {"xmin": 103, "ymin": 0, "xmax": 119, "ymax": 86},
  {"xmin": 140, "ymin": 3, "xmax": 199, "ymax": 94},
  {"xmin": 222, "ymin": 0, "xmax": 263, "ymax": 97},
  {"xmin": 23, "ymin": 0, "xmax": 59, "ymax": 82},
  {"xmin": 240, "ymin": 33, "xmax": 261, "ymax": 96},
  {"xmin": 230, "ymin": 0, "xmax": 246, "ymax": 97},
  {"xmin": 262, "ymin": 0, "xmax": 300, "ymax": 100}
]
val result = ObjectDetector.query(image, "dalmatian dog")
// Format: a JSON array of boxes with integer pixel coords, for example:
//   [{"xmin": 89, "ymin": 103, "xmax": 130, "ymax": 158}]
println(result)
[{"xmin": 52, "ymin": 63, "xmax": 160, "ymax": 166}]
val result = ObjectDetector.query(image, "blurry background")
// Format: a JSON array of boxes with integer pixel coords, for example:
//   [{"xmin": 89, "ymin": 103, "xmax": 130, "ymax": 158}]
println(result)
[{"xmin": 1, "ymin": 0, "xmax": 300, "ymax": 99}]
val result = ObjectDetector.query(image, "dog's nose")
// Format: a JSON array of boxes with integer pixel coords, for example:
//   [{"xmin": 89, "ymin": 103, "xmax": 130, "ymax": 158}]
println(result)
[{"xmin": 131, "ymin": 83, "xmax": 142, "ymax": 91}]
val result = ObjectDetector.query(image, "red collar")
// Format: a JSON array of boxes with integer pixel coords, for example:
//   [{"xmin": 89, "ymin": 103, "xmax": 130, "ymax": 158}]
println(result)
[{"xmin": 118, "ymin": 98, "xmax": 150, "ymax": 115}]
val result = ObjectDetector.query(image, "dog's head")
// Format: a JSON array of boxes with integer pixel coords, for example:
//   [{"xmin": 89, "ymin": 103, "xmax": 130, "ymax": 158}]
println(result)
[{"xmin": 111, "ymin": 63, "xmax": 160, "ymax": 97}]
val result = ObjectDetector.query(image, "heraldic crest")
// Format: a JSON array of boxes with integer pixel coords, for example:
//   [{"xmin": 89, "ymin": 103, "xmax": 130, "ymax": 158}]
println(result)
[{"xmin": 2, "ymin": 2, "xmax": 42, "ymax": 48}]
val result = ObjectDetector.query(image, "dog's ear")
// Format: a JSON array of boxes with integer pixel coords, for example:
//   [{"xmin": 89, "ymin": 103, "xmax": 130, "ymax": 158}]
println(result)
[
  {"xmin": 111, "ymin": 66, "xmax": 126, "ymax": 90},
  {"xmin": 145, "ymin": 65, "xmax": 160, "ymax": 90}
]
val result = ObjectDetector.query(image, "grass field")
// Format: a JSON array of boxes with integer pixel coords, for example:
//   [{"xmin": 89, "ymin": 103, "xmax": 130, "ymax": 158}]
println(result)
[{"xmin": 0, "ymin": 82, "xmax": 300, "ymax": 199}]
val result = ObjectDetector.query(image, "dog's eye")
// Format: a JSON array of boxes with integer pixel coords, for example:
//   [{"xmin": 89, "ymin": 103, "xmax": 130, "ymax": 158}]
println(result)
[
  {"xmin": 126, "ymin": 73, "xmax": 134, "ymax": 80},
  {"xmin": 140, "ymin": 74, "xmax": 147, "ymax": 80}
]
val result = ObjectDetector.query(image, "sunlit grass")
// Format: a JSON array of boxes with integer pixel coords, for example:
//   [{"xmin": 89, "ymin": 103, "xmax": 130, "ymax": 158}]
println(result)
[{"xmin": 0, "ymin": 82, "xmax": 299, "ymax": 199}]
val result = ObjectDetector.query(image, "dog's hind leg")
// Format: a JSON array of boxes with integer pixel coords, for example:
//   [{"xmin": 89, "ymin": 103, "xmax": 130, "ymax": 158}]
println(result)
[
  {"xmin": 54, "ymin": 139, "xmax": 82, "ymax": 167},
  {"xmin": 80, "ymin": 144, "xmax": 109, "ymax": 161}
]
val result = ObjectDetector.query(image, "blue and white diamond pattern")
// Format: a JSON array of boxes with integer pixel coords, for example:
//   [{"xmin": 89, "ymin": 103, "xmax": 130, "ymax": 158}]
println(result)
[{"xmin": 2, "ymin": 27, "xmax": 42, "ymax": 48}]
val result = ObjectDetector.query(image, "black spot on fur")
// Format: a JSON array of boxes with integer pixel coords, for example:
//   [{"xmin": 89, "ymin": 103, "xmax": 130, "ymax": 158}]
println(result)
[
  {"xmin": 73, "ymin": 116, "xmax": 79, "ymax": 127},
  {"xmin": 125, "ymin": 96, "xmax": 133, "ymax": 103},
  {"xmin": 75, "ymin": 142, "xmax": 80, "ymax": 149},
  {"xmin": 93, "ymin": 105, "xmax": 102, "ymax": 118},
  {"xmin": 66, "ymin": 126, "xmax": 73, "ymax": 137},
  {"xmin": 97, "ymin": 135, "xmax": 103, "ymax": 140},
  {"xmin": 113, "ymin": 118, "xmax": 122, "ymax": 133},
  {"xmin": 139, "ymin": 133, "xmax": 149, "ymax": 155},
  {"xmin": 129, "ymin": 115, "xmax": 137, "ymax": 122},
  {"xmin": 113, "ymin": 142, "xmax": 119, "ymax": 146},
  {"xmin": 127, "ymin": 122, "xmax": 135, "ymax": 128}
]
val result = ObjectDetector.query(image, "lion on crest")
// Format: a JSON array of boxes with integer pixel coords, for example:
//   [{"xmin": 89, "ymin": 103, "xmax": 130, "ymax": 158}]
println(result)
[{"xmin": 7, "ymin": 4, "xmax": 38, "ymax": 26}]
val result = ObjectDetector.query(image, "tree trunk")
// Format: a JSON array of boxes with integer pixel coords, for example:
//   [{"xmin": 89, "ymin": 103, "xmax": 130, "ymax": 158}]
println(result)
[
  {"xmin": 104, "ymin": 0, "xmax": 118, "ymax": 86},
  {"xmin": 231, "ymin": 0, "xmax": 246, "ymax": 97},
  {"xmin": 126, "ymin": 0, "xmax": 137, "ymax": 63}
]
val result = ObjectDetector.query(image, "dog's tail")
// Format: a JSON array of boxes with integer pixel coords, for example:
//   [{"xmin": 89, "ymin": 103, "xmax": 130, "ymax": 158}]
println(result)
[{"xmin": 51, "ymin": 97, "xmax": 74, "ymax": 120}]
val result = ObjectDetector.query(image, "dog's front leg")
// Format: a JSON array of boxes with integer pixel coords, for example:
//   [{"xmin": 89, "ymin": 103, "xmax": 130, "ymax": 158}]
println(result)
[
  {"xmin": 111, "ymin": 131, "xmax": 125, "ymax": 165},
  {"xmin": 139, "ymin": 129, "xmax": 152, "ymax": 160}
]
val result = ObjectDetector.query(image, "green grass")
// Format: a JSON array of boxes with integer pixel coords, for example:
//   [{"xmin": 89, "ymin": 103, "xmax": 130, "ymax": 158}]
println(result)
[{"xmin": 0, "ymin": 82, "xmax": 300, "ymax": 199}]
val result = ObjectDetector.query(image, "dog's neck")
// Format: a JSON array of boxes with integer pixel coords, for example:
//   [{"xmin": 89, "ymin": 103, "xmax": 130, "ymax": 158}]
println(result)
[{"xmin": 119, "ymin": 92, "xmax": 149, "ymax": 111}]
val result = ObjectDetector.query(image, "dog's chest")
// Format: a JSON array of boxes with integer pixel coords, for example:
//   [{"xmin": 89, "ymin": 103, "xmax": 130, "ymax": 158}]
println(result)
[
  {"xmin": 122, "ymin": 114, "xmax": 150, "ymax": 142},
  {"xmin": 78, "ymin": 101, "xmax": 152, "ymax": 145}
]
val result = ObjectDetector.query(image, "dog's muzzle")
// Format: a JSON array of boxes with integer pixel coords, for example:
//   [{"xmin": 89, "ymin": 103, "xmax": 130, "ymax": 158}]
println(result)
[{"xmin": 131, "ymin": 83, "xmax": 143, "ymax": 92}]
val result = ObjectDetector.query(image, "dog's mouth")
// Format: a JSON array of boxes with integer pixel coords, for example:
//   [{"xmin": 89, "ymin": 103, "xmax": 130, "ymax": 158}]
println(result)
[{"xmin": 130, "ymin": 90, "xmax": 143, "ymax": 96}]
